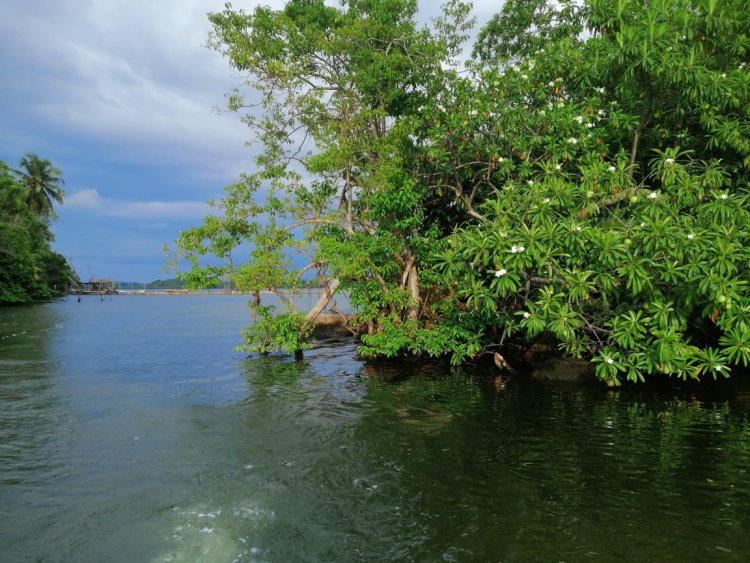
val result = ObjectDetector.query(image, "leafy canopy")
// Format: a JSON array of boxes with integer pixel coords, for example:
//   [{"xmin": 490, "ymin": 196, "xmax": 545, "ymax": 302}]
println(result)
[{"xmin": 173, "ymin": 0, "xmax": 750, "ymax": 384}]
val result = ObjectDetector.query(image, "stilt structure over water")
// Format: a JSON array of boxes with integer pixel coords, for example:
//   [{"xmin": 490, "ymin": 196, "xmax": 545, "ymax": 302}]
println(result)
[{"xmin": 73, "ymin": 278, "xmax": 116, "ymax": 295}]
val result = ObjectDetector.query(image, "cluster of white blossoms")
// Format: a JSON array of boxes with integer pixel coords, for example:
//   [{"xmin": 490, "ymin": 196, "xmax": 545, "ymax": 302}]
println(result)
[
  {"xmin": 648, "ymin": 191, "xmax": 659, "ymax": 199},
  {"xmin": 494, "ymin": 268, "xmax": 507, "ymax": 277},
  {"xmin": 665, "ymin": 157, "xmax": 675, "ymax": 165},
  {"xmin": 608, "ymin": 165, "xmax": 616, "ymax": 172},
  {"xmin": 687, "ymin": 233, "xmax": 695, "ymax": 240},
  {"xmin": 523, "ymin": 311, "xmax": 531, "ymax": 319},
  {"xmin": 510, "ymin": 245, "xmax": 525, "ymax": 254},
  {"xmin": 568, "ymin": 137, "xmax": 578, "ymax": 144}
]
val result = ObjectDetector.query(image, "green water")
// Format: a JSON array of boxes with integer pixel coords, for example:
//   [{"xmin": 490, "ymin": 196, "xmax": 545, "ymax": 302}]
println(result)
[{"xmin": 2, "ymin": 296, "xmax": 750, "ymax": 562}]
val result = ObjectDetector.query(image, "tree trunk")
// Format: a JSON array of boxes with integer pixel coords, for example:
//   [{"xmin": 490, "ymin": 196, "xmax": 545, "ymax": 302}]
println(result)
[
  {"xmin": 305, "ymin": 278, "xmax": 341, "ymax": 322},
  {"xmin": 407, "ymin": 264, "xmax": 420, "ymax": 320}
]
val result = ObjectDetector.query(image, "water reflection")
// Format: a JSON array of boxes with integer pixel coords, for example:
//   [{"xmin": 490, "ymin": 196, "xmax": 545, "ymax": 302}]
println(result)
[
  {"xmin": 2, "ymin": 299, "xmax": 750, "ymax": 561},
  {"xmin": 0, "ymin": 305, "xmax": 69, "ymax": 486}
]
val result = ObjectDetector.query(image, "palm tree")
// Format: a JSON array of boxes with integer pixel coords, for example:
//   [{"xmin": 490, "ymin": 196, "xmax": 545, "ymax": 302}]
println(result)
[{"xmin": 14, "ymin": 153, "xmax": 65, "ymax": 219}]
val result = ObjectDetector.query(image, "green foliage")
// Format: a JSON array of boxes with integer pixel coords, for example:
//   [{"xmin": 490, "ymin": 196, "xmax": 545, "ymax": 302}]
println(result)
[
  {"xmin": 0, "ymin": 158, "xmax": 77, "ymax": 304},
  {"xmin": 14, "ymin": 153, "xmax": 65, "ymax": 220},
  {"xmin": 170, "ymin": 0, "xmax": 473, "ymax": 355},
  {"xmin": 236, "ymin": 305, "xmax": 314, "ymax": 355},
  {"xmin": 432, "ymin": 0, "xmax": 750, "ymax": 382},
  {"xmin": 175, "ymin": 0, "xmax": 750, "ymax": 384},
  {"xmin": 473, "ymin": 0, "xmax": 588, "ymax": 63}
]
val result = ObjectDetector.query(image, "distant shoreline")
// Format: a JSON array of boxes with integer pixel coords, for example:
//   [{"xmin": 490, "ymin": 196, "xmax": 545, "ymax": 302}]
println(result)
[{"xmin": 110, "ymin": 289, "xmax": 324, "ymax": 296}]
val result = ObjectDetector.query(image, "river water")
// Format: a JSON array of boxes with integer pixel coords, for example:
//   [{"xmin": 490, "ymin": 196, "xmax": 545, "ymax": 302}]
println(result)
[{"xmin": 2, "ymin": 296, "xmax": 750, "ymax": 562}]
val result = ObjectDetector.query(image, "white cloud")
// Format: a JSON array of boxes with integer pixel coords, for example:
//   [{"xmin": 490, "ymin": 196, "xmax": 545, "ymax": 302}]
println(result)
[
  {"xmin": 67, "ymin": 188, "xmax": 211, "ymax": 219},
  {"xmin": 66, "ymin": 189, "xmax": 107, "ymax": 209}
]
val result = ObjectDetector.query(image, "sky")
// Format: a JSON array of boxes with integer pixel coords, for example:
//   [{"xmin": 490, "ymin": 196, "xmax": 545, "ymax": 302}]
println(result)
[{"xmin": 0, "ymin": 0, "xmax": 497, "ymax": 283}]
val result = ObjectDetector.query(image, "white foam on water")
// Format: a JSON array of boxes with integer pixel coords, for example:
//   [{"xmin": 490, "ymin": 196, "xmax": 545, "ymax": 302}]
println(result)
[{"xmin": 151, "ymin": 501, "xmax": 272, "ymax": 563}]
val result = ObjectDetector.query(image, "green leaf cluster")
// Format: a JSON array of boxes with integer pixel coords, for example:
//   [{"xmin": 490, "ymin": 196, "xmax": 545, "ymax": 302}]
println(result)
[
  {"xmin": 433, "ymin": 0, "xmax": 750, "ymax": 382},
  {"xmin": 0, "ymin": 157, "xmax": 78, "ymax": 304}
]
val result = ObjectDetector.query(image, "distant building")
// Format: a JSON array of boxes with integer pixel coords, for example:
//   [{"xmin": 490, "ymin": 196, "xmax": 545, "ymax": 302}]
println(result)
[{"xmin": 76, "ymin": 278, "xmax": 116, "ymax": 294}]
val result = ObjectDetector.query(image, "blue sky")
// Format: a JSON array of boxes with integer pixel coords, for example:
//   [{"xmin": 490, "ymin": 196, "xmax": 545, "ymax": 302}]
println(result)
[{"xmin": 0, "ymin": 0, "xmax": 496, "ymax": 283}]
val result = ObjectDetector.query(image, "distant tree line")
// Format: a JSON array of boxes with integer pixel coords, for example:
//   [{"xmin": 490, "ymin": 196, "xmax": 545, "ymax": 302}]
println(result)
[
  {"xmin": 117, "ymin": 278, "xmax": 225, "ymax": 290},
  {"xmin": 0, "ymin": 154, "xmax": 78, "ymax": 304}
]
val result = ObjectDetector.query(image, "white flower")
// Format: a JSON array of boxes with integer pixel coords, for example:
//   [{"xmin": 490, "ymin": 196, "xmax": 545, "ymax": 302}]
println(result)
[
  {"xmin": 497, "ymin": 157, "xmax": 506, "ymax": 163},
  {"xmin": 606, "ymin": 358, "xmax": 614, "ymax": 365},
  {"xmin": 648, "ymin": 191, "xmax": 659, "ymax": 199},
  {"xmin": 521, "ymin": 74, "xmax": 529, "ymax": 80},
  {"xmin": 510, "ymin": 245, "xmax": 525, "ymax": 254},
  {"xmin": 608, "ymin": 165, "xmax": 616, "ymax": 172},
  {"xmin": 687, "ymin": 233, "xmax": 695, "ymax": 240},
  {"xmin": 598, "ymin": 109, "xmax": 606, "ymax": 117},
  {"xmin": 543, "ymin": 197, "xmax": 551, "ymax": 204},
  {"xmin": 539, "ymin": 109, "xmax": 546, "ymax": 116},
  {"xmin": 574, "ymin": 226, "xmax": 582, "ymax": 232},
  {"xmin": 468, "ymin": 109, "xmax": 478, "ymax": 116},
  {"xmin": 575, "ymin": 115, "xmax": 584, "ymax": 124},
  {"xmin": 640, "ymin": 222, "xmax": 646, "ymax": 227},
  {"xmin": 548, "ymin": 80, "xmax": 556, "ymax": 87},
  {"xmin": 494, "ymin": 269, "xmax": 507, "ymax": 277},
  {"xmin": 721, "ymin": 73, "xmax": 727, "ymax": 78},
  {"xmin": 595, "ymin": 87, "xmax": 606, "ymax": 94},
  {"xmin": 740, "ymin": 62, "xmax": 746, "ymax": 70},
  {"xmin": 720, "ymin": 193, "xmax": 729, "ymax": 200},
  {"xmin": 555, "ymin": 164, "xmax": 562, "ymax": 170},
  {"xmin": 527, "ymin": 180, "xmax": 534, "ymax": 186},
  {"xmin": 523, "ymin": 312, "xmax": 531, "ymax": 319},
  {"xmin": 567, "ymin": 137, "xmax": 578, "ymax": 144},
  {"xmin": 557, "ymin": 101, "xmax": 565, "ymax": 108},
  {"xmin": 586, "ymin": 122, "xmax": 594, "ymax": 128},
  {"xmin": 665, "ymin": 157, "xmax": 675, "ymax": 165}
]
